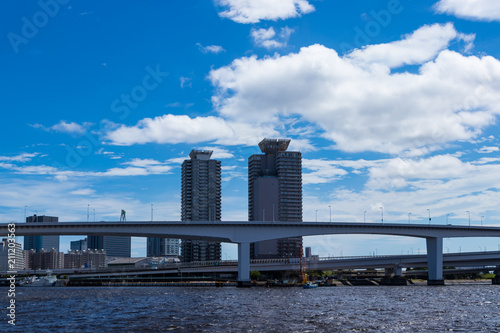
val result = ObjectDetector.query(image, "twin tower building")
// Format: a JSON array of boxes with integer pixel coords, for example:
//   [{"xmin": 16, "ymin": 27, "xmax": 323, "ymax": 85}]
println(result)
[{"xmin": 166, "ymin": 138, "xmax": 303, "ymax": 262}]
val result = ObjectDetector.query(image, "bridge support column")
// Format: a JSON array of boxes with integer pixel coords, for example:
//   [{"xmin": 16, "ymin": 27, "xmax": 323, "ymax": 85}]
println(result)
[
  {"xmin": 382, "ymin": 265, "xmax": 406, "ymax": 285},
  {"xmin": 394, "ymin": 264, "xmax": 403, "ymax": 277},
  {"xmin": 426, "ymin": 237, "xmax": 444, "ymax": 285},
  {"xmin": 237, "ymin": 242, "xmax": 251, "ymax": 288}
]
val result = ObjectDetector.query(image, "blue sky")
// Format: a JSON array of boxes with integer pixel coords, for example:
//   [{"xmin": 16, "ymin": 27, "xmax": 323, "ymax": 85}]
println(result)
[{"xmin": 1, "ymin": 0, "xmax": 500, "ymax": 258}]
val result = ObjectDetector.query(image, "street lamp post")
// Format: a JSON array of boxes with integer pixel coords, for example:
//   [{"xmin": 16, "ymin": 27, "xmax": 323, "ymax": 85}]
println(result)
[
  {"xmin": 408, "ymin": 212, "xmax": 411, "ymax": 224},
  {"xmin": 380, "ymin": 207, "xmax": 383, "ymax": 223},
  {"xmin": 364, "ymin": 211, "xmax": 367, "ymax": 223},
  {"xmin": 446, "ymin": 213, "xmax": 450, "ymax": 224},
  {"xmin": 329, "ymin": 205, "xmax": 331, "ymax": 222},
  {"xmin": 87, "ymin": 204, "xmax": 90, "ymax": 222},
  {"xmin": 315, "ymin": 210, "xmax": 318, "ymax": 222},
  {"xmin": 467, "ymin": 211, "xmax": 470, "ymax": 226},
  {"xmin": 427, "ymin": 209, "xmax": 431, "ymax": 225},
  {"xmin": 481, "ymin": 216, "xmax": 484, "ymax": 226}
]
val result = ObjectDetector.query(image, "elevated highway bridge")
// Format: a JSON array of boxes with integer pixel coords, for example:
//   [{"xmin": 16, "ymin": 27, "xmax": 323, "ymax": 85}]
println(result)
[{"xmin": 2, "ymin": 221, "xmax": 500, "ymax": 286}]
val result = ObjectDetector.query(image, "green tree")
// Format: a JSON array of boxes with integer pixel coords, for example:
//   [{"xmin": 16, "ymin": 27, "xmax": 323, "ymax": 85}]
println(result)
[{"xmin": 250, "ymin": 271, "xmax": 262, "ymax": 281}]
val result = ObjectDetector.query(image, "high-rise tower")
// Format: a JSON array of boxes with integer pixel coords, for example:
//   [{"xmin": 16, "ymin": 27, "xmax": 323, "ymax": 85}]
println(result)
[
  {"xmin": 87, "ymin": 212, "xmax": 131, "ymax": 257},
  {"xmin": 181, "ymin": 150, "xmax": 222, "ymax": 262},
  {"xmin": 87, "ymin": 235, "xmax": 131, "ymax": 258},
  {"xmin": 24, "ymin": 215, "xmax": 60, "ymax": 252},
  {"xmin": 147, "ymin": 238, "xmax": 179, "ymax": 257},
  {"xmin": 249, "ymin": 138, "xmax": 302, "ymax": 259}
]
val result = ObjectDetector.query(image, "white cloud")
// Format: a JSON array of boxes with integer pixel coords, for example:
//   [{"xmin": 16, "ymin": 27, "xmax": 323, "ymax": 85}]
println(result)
[
  {"xmin": 366, "ymin": 155, "xmax": 475, "ymax": 189},
  {"xmin": 434, "ymin": 0, "xmax": 500, "ymax": 22},
  {"xmin": 196, "ymin": 43, "xmax": 226, "ymax": 54},
  {"xmin": 106, "ymin": 115, "xmax": 234, "ymax": 145},
  {"xmin": 477, "ymin": 146, "xmax": 499, "ymax": 153},
  {"xmin": 180, "ymin": 77, "xmax": 192, "ymax": 88},
  {"xmin": 215, "ymin": 0, "xmax": 314, "ymax": 23},
  {"xmin": 0, "ymin": 153, "xmax": 39, "ymax": 162},
  {"xmin": 209, "ymin": 23, "xmax": 500, "ymax": 154},
  {"xmin": 347, "ymin": 23, "xmax": 464, "ymax": 68},
  {"xmin": 0, "ymin": 177, "xmax": 181, "ymax": 223},
  {"xmin": 287, "ymin": 138, "xmax": 317, "ymax": 152},
  {"xmin": 31, "ymin": 121, "xmax": 91, "ymax": 136},
  {"xmin": 167, "ymin": 157, "xmax": 189, "ymax": 164},
  {"xmin": 199, "ymin": 147, "xmax": 235, "ymax": 159},
  {"xmin": 105, "ymin": 114, "xmax": 277, "ymax": 147},
  {"xmin": 70, "ymin": 188, "xmax": 96, "ymax": 196},
  {"xmin": 0, "ymin": 158, "xmax": 173, "ymax": 178},
  {"xmin": 301, "ymin": 154, "xmax": 500, "ymax": 229},
  {"xmin": 124, "ymin": 158, "xmax": 163, "ymax": 167},
  {"xmin": 302, "ymin": 159, "xmax": 348, "ymax": 184},
  {"xmin": 250, "ymin": 26, "xmax": 294, "ymax": 49}
]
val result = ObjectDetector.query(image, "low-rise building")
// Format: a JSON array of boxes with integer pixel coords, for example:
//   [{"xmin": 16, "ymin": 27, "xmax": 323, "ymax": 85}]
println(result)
[
  {"xmin": 64, "ymin": 249, "xmax": 106, "ymax": 269},
  {"xmin": 25, "ymin": 248, "xmax": 64, "ymax": 270}
]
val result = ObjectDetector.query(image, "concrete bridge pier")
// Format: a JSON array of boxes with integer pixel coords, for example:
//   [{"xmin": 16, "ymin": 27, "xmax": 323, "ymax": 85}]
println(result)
[
  {"xmin": 382, "ymin": 264, "xmax": 406, "ymax": 285},
  {"xmin": 394, "ymin": 264, "xmax": 403, "ymax": 277},
  {"xmin": 384, "ymin": 265, "xmax": 402, "ymax": 277},
  {"xmin": 426, "ymin": 237, "xmax": 445, "ymax": 285},
  {"xmin": 237, "ymin": 242, "xmax": 251, "ymax": 287}
]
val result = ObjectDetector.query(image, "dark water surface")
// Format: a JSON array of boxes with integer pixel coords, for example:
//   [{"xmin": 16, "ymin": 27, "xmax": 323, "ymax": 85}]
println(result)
[{"xmin": 3, "ymin": 285, "xmax": 500, "ymax": 332}]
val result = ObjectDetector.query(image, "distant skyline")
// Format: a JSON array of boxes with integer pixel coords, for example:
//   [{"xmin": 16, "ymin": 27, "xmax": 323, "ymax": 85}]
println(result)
[{"xmin": 1, "ymin": 0, "xmax": 500, "ymax": 258}]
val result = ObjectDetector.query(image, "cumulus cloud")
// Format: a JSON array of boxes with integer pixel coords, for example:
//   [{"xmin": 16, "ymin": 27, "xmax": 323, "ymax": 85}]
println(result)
[
  {"xmin": 209, "ymin": 23, "xmax": 500, "ymax": 154},
  {"xmin": 106, "ymin": 115, "xmax": 233, "ymax": 145},
  {"xmin": 434, "ymin": 0, "xmax": 500, "ymax": 22},
  {"xmin": 251, "ymin": 26, "xmax": 294, "ymax": 49},
  {"xmin": 299, "ymin": 153, "xmax": 500, "ymax": 227},
  {"xmin": 347, "ymin": 23, "xmax": 469, "ymax": 68},
  {"xmin": 105, "ymin": 114, "xmax": 277, "ymax": 146},
  {"xmin": 367, "ymin": 155, "xmax": 475, "ymax": 189},
  {"xmin": 215, "ymin": 0, "xmax": 314, "ymax": 23}
]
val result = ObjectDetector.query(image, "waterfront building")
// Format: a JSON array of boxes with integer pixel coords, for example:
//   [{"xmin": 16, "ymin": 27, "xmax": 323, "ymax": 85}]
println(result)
[
  {"xmin": 0, "ymin": 238, "xmax": 24, "ymax": 271},
  {"xmin": 248, "ymin": 138, "xmax": 303, "ymax": 259},
  {"xmin": 70, "ymin": 238, "xmax": 88, "ymax": 251},
  {"xmin": 64, "ymin": 249, "xmax": 106, "ymax": 269},
  {"xmin": 24, "ymin": 215, "xmax": 59, "ymax": 252},
  {"xmin": 147, "ymin": 237, "xmax": 180, "ymax": 257},
  {"xmin": 25, "ymin": 248, "xmax": 64, "ymax": 270},
  {"xmin": 181, "ymin": 150, "xmax": 222, "ymax": 262}
]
